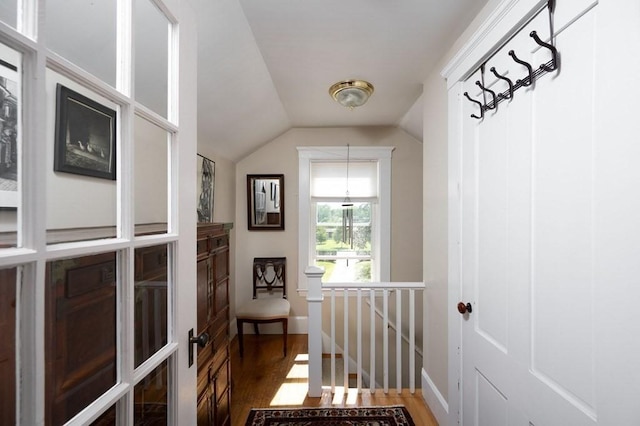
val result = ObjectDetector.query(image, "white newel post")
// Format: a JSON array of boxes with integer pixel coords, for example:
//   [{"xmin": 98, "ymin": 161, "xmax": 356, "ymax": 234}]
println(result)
[{"xmin": 305, "ymin": 266, "xmax": 325, "ymax": 397}]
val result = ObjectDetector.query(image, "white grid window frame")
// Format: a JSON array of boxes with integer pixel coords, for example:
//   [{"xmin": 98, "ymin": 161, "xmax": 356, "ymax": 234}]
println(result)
[{"xmin": 297, "ymin": 146, "xmax": 393, "ymax": 290}]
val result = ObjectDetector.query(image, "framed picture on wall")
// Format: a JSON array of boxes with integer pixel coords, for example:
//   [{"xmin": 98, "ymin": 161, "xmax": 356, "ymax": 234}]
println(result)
[
  {"xmin": 0, "ymin": 53, "xmax": 20, "ymax": 209},
  {"xmin": 197, "ymin": 154, "xmax": 215, "ymax": 222},
  {"xmin": 54, "ymin": 84, "xmax": 117, "ymax": 180},
  {"xmin": 247, "ymin": 174, "xmax": 284, "ymax": 230}
]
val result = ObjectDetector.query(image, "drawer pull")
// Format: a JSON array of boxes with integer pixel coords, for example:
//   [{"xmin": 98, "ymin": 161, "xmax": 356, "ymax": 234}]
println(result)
[{"xmin": 101, "ymin": 267, "xmax": 114, "ymax": 283}]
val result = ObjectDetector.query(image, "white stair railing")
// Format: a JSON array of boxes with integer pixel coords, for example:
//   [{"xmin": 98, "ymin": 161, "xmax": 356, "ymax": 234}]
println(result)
[
  {"xmin": 306, "ymin": 266, "xmax": 325, "ymax": 397},
  {"xmin": 305, "ymin": 266, "xmax": 424, "ymax": 397}
]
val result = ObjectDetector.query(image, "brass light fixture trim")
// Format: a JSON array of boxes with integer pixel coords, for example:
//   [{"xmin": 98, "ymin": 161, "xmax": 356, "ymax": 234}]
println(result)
[{"xmin": 329, "ymin": 80, "xmax": 374, "ymax": 109}]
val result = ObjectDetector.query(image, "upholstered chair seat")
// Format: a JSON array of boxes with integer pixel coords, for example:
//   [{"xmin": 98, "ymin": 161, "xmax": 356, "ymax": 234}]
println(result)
[{"xmin": 236, "ymin": 297, "xmax": 290, "ymax": 320}]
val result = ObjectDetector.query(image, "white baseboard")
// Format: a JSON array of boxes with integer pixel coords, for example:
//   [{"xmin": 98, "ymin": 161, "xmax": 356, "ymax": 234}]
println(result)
[
  {"xmin": 421, "ymin": 368, "xmax": 448, "ymax": 425},
  {"xmin": 230, "ymin": 316, "xmax": 308, "ymax": 339}
]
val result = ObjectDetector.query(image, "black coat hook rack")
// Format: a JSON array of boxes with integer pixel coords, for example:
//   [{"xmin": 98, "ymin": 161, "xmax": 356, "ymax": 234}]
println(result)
[{"xmin": 464, "ymin": 0, "xmax": 560, "ymax": 120}]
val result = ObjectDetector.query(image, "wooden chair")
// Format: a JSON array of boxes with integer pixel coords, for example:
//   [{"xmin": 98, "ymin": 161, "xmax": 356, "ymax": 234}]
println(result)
[{"xmin": 236, "ymin": 257, "xmax": 290, "ymax": 357}]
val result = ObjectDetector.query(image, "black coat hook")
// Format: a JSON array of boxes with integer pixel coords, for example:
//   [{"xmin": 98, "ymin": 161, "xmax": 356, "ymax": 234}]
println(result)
[
  {"xmin": 489, "ymin": 67, "xmax": 514, "ymax": 100},
  {"xmin": 508, "ymin": 50, "xmax": 534, "ymax": 87},
  {"xmin": 530, "ymin": 31, "xmax": 558, "ymax": 72},
  {"xmin": 475, "ymin": 81, "xmax": 497, "ymax": 110},
  {"xmin": 463, "ymin": 92, "xmax": 484, "ymax": 120}
]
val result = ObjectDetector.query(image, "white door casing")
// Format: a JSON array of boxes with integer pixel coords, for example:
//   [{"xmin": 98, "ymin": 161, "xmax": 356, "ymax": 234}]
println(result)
[
  {"xmin": 174, "ymin": 1, "xmax": 199, "ymax": 424},
  {"xmin": 445, "ymin": 0, "xmax": 640, "ymax": 425}
]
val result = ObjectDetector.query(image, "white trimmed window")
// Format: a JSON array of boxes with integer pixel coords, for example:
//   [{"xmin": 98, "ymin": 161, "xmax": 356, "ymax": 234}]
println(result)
[{"xmin": 297, "ymin": 146, "xmax": 393, "ymax": 288}]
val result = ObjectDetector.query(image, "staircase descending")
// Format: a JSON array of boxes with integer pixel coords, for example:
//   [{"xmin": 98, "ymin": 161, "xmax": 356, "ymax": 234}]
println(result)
[{"xmin": 305, "ymin": 266, "xmax": 425, "ymax": 397}]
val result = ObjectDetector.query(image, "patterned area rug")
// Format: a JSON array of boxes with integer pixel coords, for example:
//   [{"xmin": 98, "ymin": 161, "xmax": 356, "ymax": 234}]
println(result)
[{"xmin": 245, "ymin": 406, "xmax": 415, "ymax": 426}]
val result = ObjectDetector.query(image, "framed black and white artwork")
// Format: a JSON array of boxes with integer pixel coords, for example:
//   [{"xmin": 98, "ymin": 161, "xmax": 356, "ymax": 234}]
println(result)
[
  {"xmin": 197, "ymin": 154, "xmax": 215, "ymax": 222},
  {"xmin": 0, "ymin": 50, "xmax": 20, "ymax": 209},
  {"xmin": 54, "ymin": 84, "xmax": 117, "ymax": 180}
]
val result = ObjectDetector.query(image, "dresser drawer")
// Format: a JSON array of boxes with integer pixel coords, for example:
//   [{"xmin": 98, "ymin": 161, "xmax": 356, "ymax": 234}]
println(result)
[
  {"xmin": 213, "ymin": 359, "xmax": 229, "ymax": 404},
  {"xmin": 64, "ymin": 259, "xmax": 115, "ymax": 299},
  {"xmin": 134, "ymin": 245, "xmax": 168, "ymax": 281},
  {"xmin": 214, "ymin": 388, "xmax": 230, "ymax": 426},
  {"xmin": 197, "ymin": 237, "xmax": 209, "ymax": 256},
  {"xmin": 209, "ymin": 234, "xmax": 228, "ymax": 252},
  {"xmin": 214, "ymin": 280, "xmax": 228, "ymax": 315}
]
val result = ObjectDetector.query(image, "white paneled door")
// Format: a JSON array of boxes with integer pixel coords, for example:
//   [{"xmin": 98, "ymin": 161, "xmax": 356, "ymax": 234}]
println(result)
[{"xmin": 450, "ymin": 1, "xmax": 640, "ymax": 425}]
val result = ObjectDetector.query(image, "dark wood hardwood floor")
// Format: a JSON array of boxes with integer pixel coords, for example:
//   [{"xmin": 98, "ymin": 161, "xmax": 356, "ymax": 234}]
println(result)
[{"xmin": 229, "ymin": 334, "xmax": 438, "ymax": 426}]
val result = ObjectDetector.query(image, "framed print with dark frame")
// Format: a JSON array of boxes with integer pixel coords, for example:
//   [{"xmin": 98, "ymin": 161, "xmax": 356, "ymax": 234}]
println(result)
[
  {"xmin": 54, "ymin": 84, "xmax": 117, "ymax": 180},
  {"xmin": 247, "ymin": 174, "xmax": 284, "ymax": 230},
  {"xmin": 0, "ymin": 49, "xmax": 20, "ymax": 209},
  {"xmin": 197, "ymin": 154, "xmax": 215, "ymax": 222}
]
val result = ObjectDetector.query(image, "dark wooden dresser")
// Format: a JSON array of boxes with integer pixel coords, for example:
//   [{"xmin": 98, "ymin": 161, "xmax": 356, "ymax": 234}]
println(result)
[
  {"xmin": 40, "ymin": 223, "xmax": 232, "ymax": 424},
  {"xmin": 196, "ymin": 223, "xmax": 233, "ymax": 426}
]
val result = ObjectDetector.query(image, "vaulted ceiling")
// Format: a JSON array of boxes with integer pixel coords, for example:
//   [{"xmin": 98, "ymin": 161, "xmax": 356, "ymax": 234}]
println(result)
[{"xmin": 190, "ymin": 0, "xmax": 488, "ymax": 161}]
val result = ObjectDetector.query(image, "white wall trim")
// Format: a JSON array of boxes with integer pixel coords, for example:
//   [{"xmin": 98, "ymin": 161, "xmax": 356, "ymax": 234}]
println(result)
[
  {"xmin": 441, "ymin": 0, "xmax": 548, "ymax": 88},
  {"xmin": 422, "ymin": 368, "xmax": 449, "ymax": 426},
  {"xmin": 230, "ymin": 316, "xmax": 308, "ymax": 339},
  {"xmin": 447, "ymin": 81, "xmax": 464, "ymax": 426}
]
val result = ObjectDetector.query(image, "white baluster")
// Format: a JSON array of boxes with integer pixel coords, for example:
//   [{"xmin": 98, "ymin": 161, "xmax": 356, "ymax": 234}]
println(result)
[
  {"xmin": 141, "ymin": 288, "xmax": 149, "ymax": 367},
  {"xmin": 343, "ymin": 288, "xmax": 349, "ymax": 391},
  {"xmin": 370, "ymin": 288, "xmax": 376, "ymax": 393},
  {"xmin": 357, "ymin": 288, "xmax": 362, "ymax": 392},
  {"xmin": 331, "ymin": 289, "xmax": 336, "ymax": 392},
  {"xmin": 396, "ymin": 289, "xmax": 402, "ymax": 393},
  {"xmin": 409, "ymin": 289, "xmax": 416, "ymax": 393},
  {"xmin": 154, "ymin": 286, "xmax": 163, "ymax": 388},
  {"xmin": 383, "ymin": 289, "xmax": 389, "ymax": 393}
]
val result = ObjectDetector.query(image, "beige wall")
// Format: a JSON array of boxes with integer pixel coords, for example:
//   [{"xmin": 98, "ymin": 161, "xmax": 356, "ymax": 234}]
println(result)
[
  {"xmin": 234, "ymin": 126, "xmax": 423, "ymax": 328},
  {"xmin": 421, "ymin": 0, "xmax": 503, "ymax": 405}
]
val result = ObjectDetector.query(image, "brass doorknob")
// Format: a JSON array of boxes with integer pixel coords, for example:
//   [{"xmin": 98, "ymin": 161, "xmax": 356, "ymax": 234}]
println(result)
[{"xmin": 457, "ymin": 302, "xmax": 472, "ymax": 314}]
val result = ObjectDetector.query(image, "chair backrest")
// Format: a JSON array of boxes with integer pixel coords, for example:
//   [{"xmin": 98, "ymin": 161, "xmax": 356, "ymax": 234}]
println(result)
[{"xmin": 253, "ymin": 257, "xmax": 287, "ymax": 299}]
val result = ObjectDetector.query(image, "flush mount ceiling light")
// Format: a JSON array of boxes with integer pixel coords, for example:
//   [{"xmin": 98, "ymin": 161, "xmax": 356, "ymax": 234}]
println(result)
[{"xmin": 329, "ymin": 80, "xmax": 374, "ymax": 109}]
